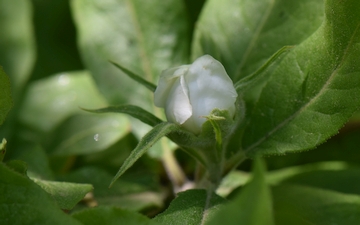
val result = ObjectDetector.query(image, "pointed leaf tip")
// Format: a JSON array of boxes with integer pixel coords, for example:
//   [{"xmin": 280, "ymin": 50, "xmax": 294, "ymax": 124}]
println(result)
[{"xmin": 110, "ymin": 61, "xmax": 157, "ymax": 92}]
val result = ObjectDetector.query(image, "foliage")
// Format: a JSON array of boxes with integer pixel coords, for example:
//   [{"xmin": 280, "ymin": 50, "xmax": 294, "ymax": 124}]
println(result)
[{"xmin": 1, "ymin": 0, "xmax": 360, "ymax": 224}]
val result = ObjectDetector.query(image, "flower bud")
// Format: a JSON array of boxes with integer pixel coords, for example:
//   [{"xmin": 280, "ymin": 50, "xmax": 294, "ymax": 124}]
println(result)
[{"xmin": 154, "ymin": 55, "xmax": 238, "ymax": 134}]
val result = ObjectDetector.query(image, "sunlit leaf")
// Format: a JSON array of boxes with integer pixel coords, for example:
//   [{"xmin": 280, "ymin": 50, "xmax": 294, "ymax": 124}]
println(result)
[
  {"xmin": 192, "ymin": 0, "xmax": 324, "ymax": 81},
  {"xmin": 243, "ymin": 0, "xmax": 360, "ymax": 156}
]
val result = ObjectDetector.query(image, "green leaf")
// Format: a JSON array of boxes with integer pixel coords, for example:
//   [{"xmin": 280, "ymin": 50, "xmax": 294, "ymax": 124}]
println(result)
[
  {"xmin": 71, "ymin": 0, "xmax": 190, "ymax": 106},
  {"xmin": 0, "ymin": 163, "xmax": 81, "ymax": 225},
  {"xmin": 0, "ymin": 0, "xmax": 35, "ymax": 95},
  {"xmin": 153, "ymin": 189, "xmax": 226, "ymax": 225},
  {"xmin": 47, "ymin": 113, "xmax": 130, "ymax": 156},
  {"xmin": 32, "ymin": 179, "xmax": 93, "ymax": 210},
  {"xmin": 110, "ymin": 122, "xmax": 179, "ymax": 187},
  {"xmin": 72, "ymin": 206, "xmax": 159, "ymax": 225},
  {"xmin": 0, "ymin": 67, "xmax": 13, "ymax": 126},
  {"xmin": 243, "ymin": 0, "xmax": 360, "ymax": 156},
  {"xmin": 15, "ymin": 142, "xmax": 54, "ymax": 180},
  {"xmin": 60, "ymin": 167, "xmax": 164, "ymax": 211},
  {"xmin": 83, "ymin": 105, "xmax": 162, "ymax": 127},
  {"xmin": 279, "ymin": 168, "xmax": 360, "ymax": 196},
  {"xmin": 20, "ymin": 71, "xmax": 108, "ymax": 133},
  {"xmin": 110, "ymin": 61, "xmax": 157, "ymax": 92},
  {"xmin": 192, "ymin": 0, "xmax": 324, "ymax": 81},
  {"xmin": 273, "ymin": 184, "xmax": 360, "ymax": 225},
  {"xmin": 206, "ymin": 158, "xmax": 274, "ymax": 225}
]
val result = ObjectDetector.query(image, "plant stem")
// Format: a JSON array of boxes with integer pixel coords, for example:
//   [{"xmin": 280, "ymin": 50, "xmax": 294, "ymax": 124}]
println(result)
[{"xmin": 160, "ymin": 139, "xmax": 189, "ymax": 192}]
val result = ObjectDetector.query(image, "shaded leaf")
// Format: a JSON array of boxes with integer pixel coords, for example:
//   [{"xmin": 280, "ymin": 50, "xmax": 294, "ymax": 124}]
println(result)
[
  {"xmin": 0, "ymin": 163, "xmax": 81, "ymax": 225},
  {"xmin": 243, "ymin": 0, "xmax": 360, "ymax": 156},
  {"xmin": 60, "ymin": 167, "xmax": 163, "ymax": 212},
  {"xmin": 273, "ymin": 184, "xmax": 360, "ymax": 225},
  {"xmin": 206, "ymin": 158, "xmax": 274, "ymax": 225},
  {"xmin": 153, "ymin": 189, "xmax": 225, "ymax": 225},
  {"xmin": 72, "ymin": 206, "xmax": 159, "ymax": 225},
  {"xmin": 32, "ymin": 179, "xmax": 93, "ymax": 210},
  {"xmin": 0, "ymin": 67, "xmax": 13, "ymax": 125}
]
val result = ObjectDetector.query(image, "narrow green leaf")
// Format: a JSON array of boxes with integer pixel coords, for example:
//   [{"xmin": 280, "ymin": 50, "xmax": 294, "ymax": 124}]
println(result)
[
  {"xmin": 32, "ymin": 179, "xmax": 93, "ymax": 210},
  {"xmin": 192, "ymin": 0, "xmax": 324, "ymax": 81},
  {"xmin": 0, "ymin": 67, "xmax": 13, "ymax": 126},
  {"xmin": 243, "ymin": 0, "xmax": 360, "ymax": 156},
  {"xmin": 206, "ymin": 158, "xmax": 274, "ymax": 225},
  {"xmin": 72, "ymin": 206, "xmax": 160, "ymax": 225},
  {"xmin": 110, "ymin": 61, "xmax": 157, "ymax": 92},
  {"xmin": 0, "ymin": 163, "xmax": 81, "ymax": 225},
  {"xmin": 110, "ymin": 122, "xmax": 179, "ymax": 187},
  {"xmin": 83, "ymin": 105, "xmax": 162, "ymax": 127},
  {"xmin": 153, "ymin": 189, "xmax": 226, "ymax": 225},
  {"xmin": 234, "ymin": 46, "xmax": 293, "ymax": 93},
  {"xmin": 273, "ymin": 184, "xmax": 360, "ymax": 225}
]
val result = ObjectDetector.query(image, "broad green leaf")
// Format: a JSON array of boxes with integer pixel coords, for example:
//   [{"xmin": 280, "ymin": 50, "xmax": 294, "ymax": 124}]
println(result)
[
  {"xmin": 110, "ymin": 122, "xmax": 179, "ymax": 187},
  {"xmin": 0, "ymin": 163, "xmax": 81, "ymax": 225},
  {"xmin": 0, "ymin": 67, "xmax": 12, "ymax": 125},
  {"xmin": 32, "ymin": 178, "xmax": 93, "ymax": 210},
  {"xmin": 20, "ymin": 71, "xmax": 108, "ymax": 133},
  {"xmin": 243, "ymin": 0, "xmax": 360, "ymax": 156},
  {"xmin": 71, "ymin": 0, "xmax": 190, "ymax": 107},
  {"xmin": 206, "ymin": 158, "xmax": 274, "ymax": 225},
  {"xmin": 60, "ymin": 167, "xmax": 163, "ymax": 211},
  {"xmin": 192, "ymin": 0, "xmax": 323, "ymax": 81},
  {"xmin": 273, "ymin": 184, "xmax": 360, "ymax": 225},
  {"xmin": 83, "ymin": 105, "xmax": 162, "ymax": 127},
  {"xmin": 0, "ymin": 0, "xmax": 35, "ymax": 95},
  {"xmin": 72, "ymin": 206, "xmax": 159, "ymax": 225},
  {"xmin": 153, "ymin": 189, "xmax": 226, "ymax": 225},
  {"xmin": 47, "ymin": 113, "xmax": 130, "ymax": 156}
]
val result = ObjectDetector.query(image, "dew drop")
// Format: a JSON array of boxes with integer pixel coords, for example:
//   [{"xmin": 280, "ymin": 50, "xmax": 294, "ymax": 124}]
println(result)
[{"xmin": 94, "ymin": 134, "xmax": 99, "ymax": 141}]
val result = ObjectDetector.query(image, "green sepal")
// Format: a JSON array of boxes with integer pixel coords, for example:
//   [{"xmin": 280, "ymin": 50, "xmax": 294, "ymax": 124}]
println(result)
[
  {"xmin": 234, "ymin": 46, "xmax": 293, "ymax": 94},
  {"xmin": 82, "ymin": 105, "xmax": 163, "ymax": 127},
  {"xmin": 110, "ymin": 61, "xmax": 157, "ymax": 92},
  {"xmin": 110, "ymin": 122, "xmax": 179, "ymax": 187}
]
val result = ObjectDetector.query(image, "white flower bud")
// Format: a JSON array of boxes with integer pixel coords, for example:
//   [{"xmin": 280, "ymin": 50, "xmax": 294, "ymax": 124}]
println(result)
[{"xmin": 154, "ymin": 55, "xmax": 238, "ymax": 134}]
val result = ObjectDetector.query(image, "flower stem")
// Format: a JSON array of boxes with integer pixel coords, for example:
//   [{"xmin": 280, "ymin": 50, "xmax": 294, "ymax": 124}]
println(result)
[{"xmin": 160, "ymin": 139, "xmax": 190, "ymax": 193}]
